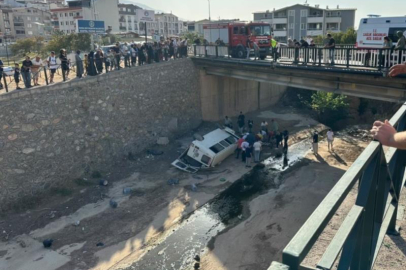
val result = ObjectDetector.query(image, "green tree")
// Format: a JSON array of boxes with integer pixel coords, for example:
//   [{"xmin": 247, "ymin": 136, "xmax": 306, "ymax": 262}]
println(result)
[
  {"xmin": 310, "ymin": 92, "xmax": 349, "ymax": 125},
  {"xmin": 181, "ymin": 31, "xmax": 204, "ymax": 44},
  {"xmin": 10, "ymin": 38, "xmax": 37, "ymax": 55},
  {"xmin": 313, "ymin": 27, "xmax": 357, "ymax": 45},
  {"xmin": 46, "ymin": 32, "xmax": 91, "ymax": 53}
]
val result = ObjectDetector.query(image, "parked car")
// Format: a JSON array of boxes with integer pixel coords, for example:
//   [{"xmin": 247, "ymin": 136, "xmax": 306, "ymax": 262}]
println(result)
[
  {"xmin": 172, "ymin": 127, "xmax": 240, "ymax": 173},
  {"xmin": 3, "ymin": 66, "xmax": 14, "ymax": 76}
]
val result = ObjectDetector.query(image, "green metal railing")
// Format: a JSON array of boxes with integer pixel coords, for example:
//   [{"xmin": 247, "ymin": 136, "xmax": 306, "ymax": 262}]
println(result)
[{"xmin": 268, "ymin": 103, "xmax": 406, "ymax": 270}]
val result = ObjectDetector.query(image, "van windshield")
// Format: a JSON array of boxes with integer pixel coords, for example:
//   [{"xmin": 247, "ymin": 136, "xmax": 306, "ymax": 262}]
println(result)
[{"xmin": 250, "ymin": 25, "xmax": 271, "ymax": 36}]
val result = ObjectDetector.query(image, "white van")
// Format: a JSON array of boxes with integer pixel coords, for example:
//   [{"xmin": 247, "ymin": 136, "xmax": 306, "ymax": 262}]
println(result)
[
  {"xmin": 172, "ymin": 127, "xmax": 240, "ymax": 173},
  {"xmin": 356, "ymin": 16, "xmax": 406, "ymax": 49}
]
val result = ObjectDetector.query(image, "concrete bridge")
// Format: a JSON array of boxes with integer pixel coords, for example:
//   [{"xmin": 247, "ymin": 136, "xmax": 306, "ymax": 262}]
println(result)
[{"xmin": 194, "ymin": 57, "xmax": 406, "ymax": 103}]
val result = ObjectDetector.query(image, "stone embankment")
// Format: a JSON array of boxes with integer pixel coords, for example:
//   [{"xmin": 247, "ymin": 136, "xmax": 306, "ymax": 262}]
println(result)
[{"xmin": 0, "ymin": 59, "xmax": 202, "ymax": 211}]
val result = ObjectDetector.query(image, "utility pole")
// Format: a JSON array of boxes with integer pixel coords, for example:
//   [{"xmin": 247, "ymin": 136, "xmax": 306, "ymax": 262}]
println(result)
[{"xmin": 145, "ymin": 22, "xmax": 147, "ymax": 43}]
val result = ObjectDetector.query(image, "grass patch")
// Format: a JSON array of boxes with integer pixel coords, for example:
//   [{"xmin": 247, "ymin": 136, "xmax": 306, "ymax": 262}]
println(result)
[
  {"xmin": 51, "ymin": 187, "xmax": 73, "ymax": 197},
  {"xmin": 74, "ymin": 178, "xmax": 94, "ymax": 186},
  {"xmin": 91, "ymin": 171, "xmax": 102, "ymax": 178}
]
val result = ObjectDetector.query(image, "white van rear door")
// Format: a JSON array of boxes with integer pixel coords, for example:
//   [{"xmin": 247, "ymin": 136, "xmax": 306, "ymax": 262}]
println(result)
[{"xmin": 171, "ymin": 159, "xmax": 199, "ymax": 173}]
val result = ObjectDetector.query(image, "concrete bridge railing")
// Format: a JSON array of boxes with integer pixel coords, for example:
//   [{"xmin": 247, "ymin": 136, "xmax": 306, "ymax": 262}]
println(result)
[
  {"xmin": 190, "ymin": 45, "xmax": 406, "ymax": 73},
  {"xmin": 268, "ymin": 103, "xmax": 406, "ymax": 270}
]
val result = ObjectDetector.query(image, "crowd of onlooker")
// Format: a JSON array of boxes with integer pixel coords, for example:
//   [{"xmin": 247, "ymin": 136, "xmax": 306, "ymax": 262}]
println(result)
[{"xmin": 0, "ymin": 38, "xmax": 190, "ymax": 90}]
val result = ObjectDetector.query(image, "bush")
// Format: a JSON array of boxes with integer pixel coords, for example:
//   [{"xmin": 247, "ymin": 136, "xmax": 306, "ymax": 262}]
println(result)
[{"xmin": 310, "ymin": 92, "xmax": 349, "ymax": 126}]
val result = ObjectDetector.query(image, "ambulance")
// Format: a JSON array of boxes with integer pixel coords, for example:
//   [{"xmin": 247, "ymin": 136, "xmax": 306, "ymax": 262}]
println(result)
[{"xmin": 356, "ymin": 16, "xmax": 406, "ymax": 49}]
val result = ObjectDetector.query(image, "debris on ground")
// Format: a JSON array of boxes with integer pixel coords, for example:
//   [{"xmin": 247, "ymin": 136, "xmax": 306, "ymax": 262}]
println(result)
[
  {"xmin": 96, "ymin": 242, "xmax": 104, "ymax": 247},
  {"xmin": 43, "ymin": 239, "xmax": 53, "ymax": 248},
  {"xmin": 18, "ymin": 239, "xmax": 27, "ymax": 248},
  {"xmin": 167, "ymin": 179, "xmax": 180, "ymax": 186},
  {"xmin": 99, "ymin": 179, "xmax": 108, "ymax": 186},
  {"xmin": 74, "ymin": 221, "xmax": 80, "ymax": 226},
  {"xmin": 191, "ymin": 184, "xmax": 198, "ymax": 192},
  {"xmin": 157, "ymin": 137, "xmax": 170, "ymax": 145},
  {"xmin": 123, "ymin": 188, "xmax": 133, "ymax": 195},
  {"xmin": 220, "ymin": 178, "xmax": 227, "ymax": 182},
  {"xmin": 109, "ymin": 199, "xmax": 118, "ymax": 209}
]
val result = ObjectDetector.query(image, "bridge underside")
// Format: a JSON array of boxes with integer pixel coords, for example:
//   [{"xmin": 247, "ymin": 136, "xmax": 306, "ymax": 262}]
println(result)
[{"xmin": 193, "ymin": 58, "xmax": 406, "ymax": 103}]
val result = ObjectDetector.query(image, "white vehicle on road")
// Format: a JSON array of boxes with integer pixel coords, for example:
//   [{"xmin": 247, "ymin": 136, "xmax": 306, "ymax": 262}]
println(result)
[
  {"xmin": 172, "ymin": 127, "xmax": 239, "ymax": 173},
  {"xmin": 356, "ymin": 16, "xmax": 406, "ymax": 49}
]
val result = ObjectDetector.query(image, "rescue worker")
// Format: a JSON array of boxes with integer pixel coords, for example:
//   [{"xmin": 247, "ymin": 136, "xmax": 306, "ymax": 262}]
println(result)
[{"xmin": 270, "ymin": 36, "xmax": 278, "ymax": 61}]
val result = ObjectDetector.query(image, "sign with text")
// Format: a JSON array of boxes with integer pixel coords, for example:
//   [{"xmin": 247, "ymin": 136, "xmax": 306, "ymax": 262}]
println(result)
[
  {"xmin": 137, "ymin": 10, "xmax": 155, "ymax": 22},
  {"xmin": 76, "ymin": 20, "xmax": 105, "ymax": 34}
]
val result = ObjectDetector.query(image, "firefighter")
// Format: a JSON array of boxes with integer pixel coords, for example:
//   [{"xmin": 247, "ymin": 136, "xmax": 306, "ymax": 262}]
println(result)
[{"xmin": 270, "ymin": 36, "xmax": 278, "ymax": 62}]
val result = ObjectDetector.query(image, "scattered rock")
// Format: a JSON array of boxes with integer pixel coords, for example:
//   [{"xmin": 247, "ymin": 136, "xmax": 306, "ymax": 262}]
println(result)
[
  {"xmin": 22, "ymin": 148, "xmax": 35, "ymax": 154},
  {"xmin": 194, "ymin": 255, "xmax": 200, "ymax": 262},
  {"xmin": 43, "ymin": 239, "xmax": 53, "ymax": 248},
  {"xmin": 18, "ymin": 240, "xmax": 27, "ymax": 248},
  {"xmin": 167, "ymin": 179, "xmax": 180, "ymax": 186},
  {"xmin": 99, "ymin": 179, "xmax": 108, "ymax": 186},
  {"xmin": 219, "ymin": 178, "xmax": 227, "ymax": 182},
  {"xmin": 191, "ymin": 184, "xmax": 198, "ymax": 192},
  {"xmin": 193, "ymin": 134, "xmax": 204, "ymax": 141},
  {"xmin": 123, "ymin": 188, "xmax": 133, "ymax": 195},
  {"xmin": 96, "ymin": 242, "xmax": 104, "ymax": 247},
  {"xmin": 110, "ymin": 199, "xmax": 118, "ymax": 209},
  {"xmin": 157, "ymin": 137, "xmax": 169, "ymax": 145},
  {"xmin": 74, "ymin": 221, "xmax": 80, "ymax": 226}
]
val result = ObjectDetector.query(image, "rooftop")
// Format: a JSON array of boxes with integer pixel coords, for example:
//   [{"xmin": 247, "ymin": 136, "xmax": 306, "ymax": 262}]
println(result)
[{"xmin": 253, "ymin": 4, "xmax": 357, "ymax": 14}]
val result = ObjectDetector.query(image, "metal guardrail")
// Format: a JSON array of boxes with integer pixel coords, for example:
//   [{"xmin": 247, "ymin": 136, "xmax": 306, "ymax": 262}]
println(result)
[
  {"xmin": 268, "ymin": 103, "xmax": 406, "ymax": 270},
  {"xmin": 191, "ymin": 45, "xmax": 406, "ymax": 72}
]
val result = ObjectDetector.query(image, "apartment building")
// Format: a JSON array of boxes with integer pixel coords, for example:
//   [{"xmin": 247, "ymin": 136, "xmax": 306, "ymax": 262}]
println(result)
[
  {"xmin": 50, "ymin": 0, "xmax": 120, "ymax": 34},
  {"xmin": 0, "ymin": 8, "xmax": 15, "ymax": 38},
  {"xmin": 11, "ymin": 7, "xmax": 51, "ymax": 38},
  {"xmin": 118, "ymin": 3, "xmax": 142, "ymax": 33},
  {"xmin": 154, "ymin": 13, "xmax": 185, "ymax": 37},
  {"xmin": 51, "ymin": 6, "xmax": 82, "ymax": 33},
  {"xmin": 253, "ymin": 4, "xmax": 356, "ymax": 42}
]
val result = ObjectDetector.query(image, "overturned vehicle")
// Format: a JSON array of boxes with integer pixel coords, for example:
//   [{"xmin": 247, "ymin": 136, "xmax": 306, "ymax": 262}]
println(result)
[{"xmin": 172, "ymin": 127, "xmax": 239, "ymax": 173}]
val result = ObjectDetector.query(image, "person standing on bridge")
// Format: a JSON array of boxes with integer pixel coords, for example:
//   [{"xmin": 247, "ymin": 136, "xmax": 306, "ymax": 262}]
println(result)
[
  {"xmin": 113, "ymin": 43, "xmax": 121, "ymax": 70},
  {"xmin": 270, "ymin": 36, "xmax": 278, "ymax": 61},
  {"xmin": 246, "ymin": 38, "xmax": 251, "ymax": 60},
  {"xmin": 395, "ymin": 31, "xmax": 405, "ymax": 64},
  {"xmin": 371, "ymin": 120, "xmax": 406, "ymax": 150},
  {"xmin": 327, "ymin": 129, "xmax": 335, "ymax": 151},
  {"xmin": 238, "ymin": 112, "xmax": 245, "ymax": 134},
  {"xmin": 324, "ymin": 34, "xmax": 336, "ymax": 66},
  {"xmin": 21, "ymin": 56, "xmax": 33, "ymax": 88}
]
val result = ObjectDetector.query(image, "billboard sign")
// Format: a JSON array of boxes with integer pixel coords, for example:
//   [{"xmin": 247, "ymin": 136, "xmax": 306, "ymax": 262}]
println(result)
[
  {"xmin": 76, "ymin": 20, "xmax": 105, "ymax": 34},
  {"xmin": 137, "ymin": 10, "xmax": 155, "ymax": 22}
]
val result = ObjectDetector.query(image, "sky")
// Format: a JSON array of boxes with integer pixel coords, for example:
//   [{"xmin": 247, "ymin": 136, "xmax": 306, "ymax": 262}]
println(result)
[{"xmin": 127, "ymin": 0, "xmax": 406, "ymax": 27}]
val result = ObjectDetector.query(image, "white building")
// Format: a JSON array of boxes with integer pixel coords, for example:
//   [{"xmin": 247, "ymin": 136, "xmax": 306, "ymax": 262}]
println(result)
[
  {"xmin": 50, "ymin": 0, "xmax": 120, "ymax": 34},
  {"xmin": 154, "ymin": 13, "xmax": 184, "ymax": 37}
]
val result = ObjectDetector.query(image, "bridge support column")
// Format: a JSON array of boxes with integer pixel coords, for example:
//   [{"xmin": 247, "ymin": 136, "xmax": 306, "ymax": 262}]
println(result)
[{"xmin": 199, "ymin": 71, "xmax": 287, "ymax": 121}]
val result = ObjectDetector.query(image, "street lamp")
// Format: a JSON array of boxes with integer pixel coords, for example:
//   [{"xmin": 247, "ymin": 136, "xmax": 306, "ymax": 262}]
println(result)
[{"xmin": 208, "ymin": 0, "xmax": 211, "ymax": 21}]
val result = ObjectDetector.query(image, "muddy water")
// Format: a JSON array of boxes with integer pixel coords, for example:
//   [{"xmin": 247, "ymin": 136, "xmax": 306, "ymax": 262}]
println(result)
[{"xmin": 122, "ymin": 140, "xmax": 312, "ymax": 270}]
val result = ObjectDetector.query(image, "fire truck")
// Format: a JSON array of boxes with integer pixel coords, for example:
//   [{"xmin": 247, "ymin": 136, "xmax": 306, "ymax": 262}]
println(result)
[{"xmin": 203, "ymin": 22, "xmax": 272, "ymax": 60}]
